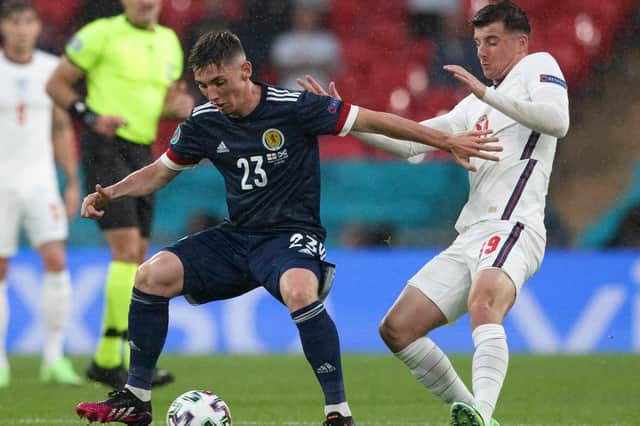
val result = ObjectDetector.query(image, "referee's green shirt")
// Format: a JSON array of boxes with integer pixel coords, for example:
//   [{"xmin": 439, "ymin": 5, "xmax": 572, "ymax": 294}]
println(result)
[{"xmin": 66, "ymin": 15, "xmax": 183, "ymax": 144}]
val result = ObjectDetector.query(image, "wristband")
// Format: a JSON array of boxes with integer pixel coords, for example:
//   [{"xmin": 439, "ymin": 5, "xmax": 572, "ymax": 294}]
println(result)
[{"xmin": 68, "ymin": 101, "xmax": 98, "ymax": 128}]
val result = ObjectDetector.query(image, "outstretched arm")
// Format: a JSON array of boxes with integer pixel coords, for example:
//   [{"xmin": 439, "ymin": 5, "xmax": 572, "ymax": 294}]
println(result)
[
  {"xmin": 81, "ymin": 159, "xmax": 179, "ymax": 219},
  {"xmin": 444, "ymin": 64, "xmax": 569, "ymax": 138},
  {"xmin": 298, "ymin": 75, "xmax": 500, "ymax": 170}
]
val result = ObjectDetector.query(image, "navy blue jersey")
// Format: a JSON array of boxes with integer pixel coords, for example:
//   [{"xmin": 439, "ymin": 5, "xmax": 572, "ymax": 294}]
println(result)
[{"xmin": 161, "ymin": 83, "xmax": 357, "ymax": 238}]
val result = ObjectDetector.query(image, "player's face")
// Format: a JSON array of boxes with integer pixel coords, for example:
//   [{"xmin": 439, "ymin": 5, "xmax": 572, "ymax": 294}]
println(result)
[
  {"xmin": 121, "ymin": 0, "xmax": 162, "ymax": 29},
  {"xmin": 194, "ymin": 59, "xmax": 253, "ymax": 117},
  {"xmin": 0, "ymin": 9, "xmax": 41, "ymax": 54},
  {"xmin": 474, "ymin": 21, "xmax": 528, "ymax": 81}
]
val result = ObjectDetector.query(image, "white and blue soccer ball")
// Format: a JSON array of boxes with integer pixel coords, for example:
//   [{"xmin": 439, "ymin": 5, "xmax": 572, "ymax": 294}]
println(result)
[{"xmin": 166, "ymin": 390, "xmax": 232, "ymax": 426}]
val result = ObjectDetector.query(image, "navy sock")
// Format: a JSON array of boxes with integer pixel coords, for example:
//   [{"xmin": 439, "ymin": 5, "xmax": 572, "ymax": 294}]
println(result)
[
  {"xmin": 127, "ymin": 287, "xmax": 169, "ymax": 390},
  {"xmin": 292, "ymin": 301, "xmax": 346, "ymax": 404}
]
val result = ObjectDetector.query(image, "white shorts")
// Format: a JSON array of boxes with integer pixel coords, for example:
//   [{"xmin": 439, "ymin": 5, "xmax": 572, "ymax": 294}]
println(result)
[
  {"xmin": 0, "ymin": 184, "xmax": 68, "ymax": 257},
  {"xmin": 408, "ymin": 220, "xmax": 545, "ymax": 323}
]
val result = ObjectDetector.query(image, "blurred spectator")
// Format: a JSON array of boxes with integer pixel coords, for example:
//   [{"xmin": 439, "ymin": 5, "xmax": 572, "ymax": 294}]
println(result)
[
  {"xmin": 235, "ymin": 0, "xmax": 292, "ymax": 78},
  {"xmin": 270, "ymin": 1, "xmax": 339, "ymax": 90},
  {"xmin": 184, "ymin": 0, "xmax": 233, "ymax": 56},
  {"xmin": 408, "ymin": 0, "xmax": 460, "ymax": 39},
  {"xmin": 340, "ymin": 222, "xmax": 396, "ymax": 248},
  {"xmin": 429, "ymin": 10, "xmax": 484, "ymax": 88},
  {"xmin": 74, "ymin": 0, "xmax": 122, "ymax": 25}
]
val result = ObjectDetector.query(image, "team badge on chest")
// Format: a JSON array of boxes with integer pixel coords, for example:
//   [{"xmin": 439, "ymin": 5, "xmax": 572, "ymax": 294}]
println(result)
[{"xmin": 262, "ymin": 128, "xmax": 285, "ymax": 151}]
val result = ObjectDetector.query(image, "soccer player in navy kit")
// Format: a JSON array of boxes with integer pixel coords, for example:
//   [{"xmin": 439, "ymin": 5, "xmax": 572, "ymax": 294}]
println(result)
[{"xmin": 75, "ymin": 31, "xmax": 501, "ymax": 426}]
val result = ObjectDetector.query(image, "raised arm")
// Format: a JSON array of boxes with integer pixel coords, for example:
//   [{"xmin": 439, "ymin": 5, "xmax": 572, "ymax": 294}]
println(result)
[
  {"xmin": 444, "ymin": 64, "xmax": 569, "ymax": 138},
  {"xmin": 46, "ymin": 57, "xmax": 125, "ymax": 136},
  {"xmin": 81, "ymin": 159, "xmax": 179, "ymax": 219}
]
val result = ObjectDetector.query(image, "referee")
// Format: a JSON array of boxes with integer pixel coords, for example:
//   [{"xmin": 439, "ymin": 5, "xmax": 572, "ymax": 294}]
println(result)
[{"xmin": 46, "ymin": 0, "xmax": 194, "ymax": 389}]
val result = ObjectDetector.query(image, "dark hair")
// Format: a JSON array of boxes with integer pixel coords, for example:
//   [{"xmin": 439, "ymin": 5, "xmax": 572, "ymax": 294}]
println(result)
[
  {"xmin": 188, "ymin": 30, "xmax": 245, "ymax": 71},
  {"xmin": 0, "ymin": 0, "xmax": 37, "ymax": 20},
  {"xmin": 470, "ymin": 1, "xmax": 530, "ymax": 34}
]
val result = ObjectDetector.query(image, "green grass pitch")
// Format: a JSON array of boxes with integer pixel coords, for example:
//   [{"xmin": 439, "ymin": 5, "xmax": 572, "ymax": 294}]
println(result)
[{"xmin": 1, "ymin": 354, "xmax": 637, "ymax": 425}]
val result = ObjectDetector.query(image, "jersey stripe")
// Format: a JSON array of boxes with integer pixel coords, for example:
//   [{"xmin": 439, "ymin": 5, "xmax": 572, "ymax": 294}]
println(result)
[
  {"xmin": 334, "ymin": 104, "xmax": 359, "ymax": 137},
  {"xmin": 520, "ymin": 131, "xmax": 540, "ymax": 160},
  {"xmin": 161, "ymin": 150, "xmax": 198, "ymax": 171},
  {"xmin": 192, "ymin": 108, "xmax": 217, "ymax": 117},
  {"xmin": 267, "ymin": 87, "xmax": 301, "ymax": 95},
  {"xmin": 266, "ymin": 90, "xmax": 301, "ymax": 98},
  {"xmin": 501, "ymin": 159, "xmax": 537, "ymax": 220},
  {"xmin": 266, "ymin": 96, "xmax": 299, "ymax": 102},
  {"xmin": 492, "ymin": 222, "xmax": 525, "ymax": 267},
  {"xmin": 193, "ymin": 102, "xmax": 214, "ymax": 112}
]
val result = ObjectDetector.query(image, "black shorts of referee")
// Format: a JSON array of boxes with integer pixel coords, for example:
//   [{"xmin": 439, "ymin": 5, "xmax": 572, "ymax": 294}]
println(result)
[{"xmin": 81, "ymin": 129, "xmax": 155, "ymax": 238}]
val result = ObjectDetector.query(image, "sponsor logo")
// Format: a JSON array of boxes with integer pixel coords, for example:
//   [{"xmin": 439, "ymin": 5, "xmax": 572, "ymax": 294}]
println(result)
[
  {"xmin": 266, "ymin": 149, "xmax": 288, "ymax": 164},
  {"xmin": 262, "ymin": 128, "xmax": 285, "ymax": 151},
  {"xmin": 540, "ymin": 74, "xmax": 567, "ymax": 89},
  {"xmin": 170, "ymin": 125, "xmax": 181, "ymax": 144},
  {"xmin": 216, "ymin": 141, "xmax": 230, "ymax": 153},
  {"xmin": 68, "ymin": 36, "xmax": 83, "ymax": 52},
  {"xmin": 316, "ymin": 362, "xmax": 336, "ymax": 374},
  {"xmin": 327, "ymin": 98, "xmax": 340, "ymax": 114},
  {"xmin": 475, "ymin": 114, "xmax": 489, "ymax": 131}
]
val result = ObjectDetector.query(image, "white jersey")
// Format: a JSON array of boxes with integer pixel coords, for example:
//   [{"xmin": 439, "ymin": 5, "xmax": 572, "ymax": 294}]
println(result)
[
  {"xmin": 0, "ymin": 49, "xmax": 59, "ymax": 188},
  {"xmin": 440, "ymin": 52, "xmax": 569, "ymax": 238}
]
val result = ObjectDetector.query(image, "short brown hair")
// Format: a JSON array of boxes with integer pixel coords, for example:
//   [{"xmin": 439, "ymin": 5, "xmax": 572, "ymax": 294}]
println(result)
[
  {"xmin": 188, "ymin": 30, "xmax": 245, "ymax": 71},
  {"xmin": 0, "ymin": 0, "xmax": 37, "ymax": 20},
  {"xmin": 470, "ymin": 1, "xmax": 530, "ymax": 34}
]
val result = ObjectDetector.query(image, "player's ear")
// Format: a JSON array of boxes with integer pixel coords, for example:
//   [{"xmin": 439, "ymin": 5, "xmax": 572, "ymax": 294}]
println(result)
[{"xmin": 240, "ymin": 60, "xmax": 252, "ymax": 81}]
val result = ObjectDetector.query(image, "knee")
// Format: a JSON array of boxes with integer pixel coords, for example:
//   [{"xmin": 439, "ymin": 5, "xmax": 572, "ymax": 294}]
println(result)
[
  {"xmin": 134, "ymin": 262, "xmax": 162, "ymax": 295},
  {"xmin": 0, "ymin": 259, "xmax": 8, "ymax": 280},
  {"xmin": 379, "ymin": 315, "xmax": 410, "ymax": 351},
  {"xmin": 467, "ymin": 296, "xmax": 496, "ymax": 324},
  {"xmin": 281, "ymin": 283, "xmax": 316, "ymax": 310}
]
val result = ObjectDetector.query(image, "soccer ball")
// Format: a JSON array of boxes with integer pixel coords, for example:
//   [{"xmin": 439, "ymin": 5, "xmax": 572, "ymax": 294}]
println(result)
[{"xmin": 166, "ymin": 390, "xmax": 232, "ymax": 426}]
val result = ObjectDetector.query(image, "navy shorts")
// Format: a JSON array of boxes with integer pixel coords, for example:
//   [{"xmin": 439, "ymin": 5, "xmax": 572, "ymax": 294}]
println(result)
[{"xmin": 164, "ymin": 224, "xmax": 328, "ymax": 305}]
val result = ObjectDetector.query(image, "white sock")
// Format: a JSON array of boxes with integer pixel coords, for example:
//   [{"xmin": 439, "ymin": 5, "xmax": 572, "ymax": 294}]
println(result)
[
  {"xmin": 472, "ymin": 324, "xmax": 508, "ymax": 424},
  {"xmin": 41, "ymin": 271, "xmax": 72, "ymax": 367},
  {"xmin": 0, "ymin": 281, "xmax": 8, "ymax": 369},
  {"xmin": 125, "ymin": 384, "xmax": 151, "ymax": 402},
  {"xmin": 324, "ymin": 402, "xmax": 351, "ymax": 417},
  {"xmin": 395, "ymin": 337, "xmax": 474, "ymax": 405}
]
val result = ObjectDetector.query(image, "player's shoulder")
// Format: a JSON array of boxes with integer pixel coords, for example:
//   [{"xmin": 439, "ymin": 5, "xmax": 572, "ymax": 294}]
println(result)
[
  {"xmin": 188, "ymin": 102, "xmax": 221, "ymax": 124},
  {"xmin": 33, "ymin": 49, "xmax": 60, "ymax": 67},
  {"xmin": 520, "ymin": 52, "xmax": 561, "ymax": 69},
  {"xmin": 155, "ymin": 23, "xmax": 180, "ymax": 40},
  {"xmin": 264, "ymin": 84, "xmax": 304, "ymax": 105}
]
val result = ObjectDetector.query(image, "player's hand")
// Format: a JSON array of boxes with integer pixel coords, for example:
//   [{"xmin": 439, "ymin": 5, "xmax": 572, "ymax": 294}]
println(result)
[
  {"xmin": 64, "ymin": 179, "xmax": 80, "ymax": 220},
  {"xmin": 443, "ymin": 65, "xmax": 487, "ymax": 99},
  {"xmin": 165, "ymin": 81, "xmax": 195, "ymax": 119},
  {"xmin": 81, "ymin": 184, "xmax": 112, "ymax": 219},
  {"xmin": 446, "ymin": 130, "xmax": 502, "ymax": 172},
  {"xmin": 297, "ymin": 75, "xmax": 342, "ymax": 100},
  {"xmin": 93, "ymin": 115, "xmax": 126, "ymax": 137}
]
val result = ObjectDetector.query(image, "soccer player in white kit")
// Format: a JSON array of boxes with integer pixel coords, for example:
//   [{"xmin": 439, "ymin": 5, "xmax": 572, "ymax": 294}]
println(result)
[
  {"xmin": 299, "ymin": 2, "xmax": 569, "ymax": 425},
  {"xmin": 0, "ymin": 0, "xmax": 82, "ymax": 386}
]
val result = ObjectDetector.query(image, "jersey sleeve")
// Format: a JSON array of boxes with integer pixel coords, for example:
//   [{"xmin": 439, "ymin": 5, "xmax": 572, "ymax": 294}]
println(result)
[
  {"xmin": 160, "ymin": 118, "xmax": 205, "ymax": 171},
  {"xmin": 295, "ymin": 91, "xmax": 359, "ymax": 137},
  {"xmin": 525, "ymin": 53, "xmax": 568, "ymax": 99},
  {"xmin": 65, "ymin": 18, "xmax": 110, "ymax": 71}
]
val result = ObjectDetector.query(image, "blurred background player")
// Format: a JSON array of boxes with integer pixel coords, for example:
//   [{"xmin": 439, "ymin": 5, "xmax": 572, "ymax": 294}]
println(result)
[
  {"xmin": 73, "ymin": 30, "xmax": 500, "ymax": 426},
  {"xmin": 46, "ymin": 0, "xmax": 194, "ymax": 388},
  {"xmin": 0, "ymin": 0, "xmax": 81, "ymax": 387},
  {"xmin": 299, "ymin": 1, "xmax": 569, "ymax": 425}
]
